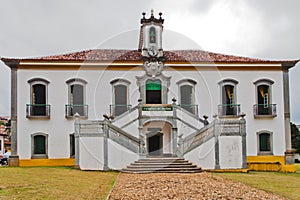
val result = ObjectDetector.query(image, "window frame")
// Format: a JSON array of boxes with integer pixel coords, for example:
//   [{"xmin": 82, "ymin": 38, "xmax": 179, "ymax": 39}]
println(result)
[
  {"xmin": 110, "ymin": 78, "xmax": 131, "ymax": 117},
  {"xmin": 65, "ymin": 78, "xmax": 88, "ymax": 119},
  {"xmin": 31, "ymin": 132, "xmax": 48, "ymax": 159},
  {"xmin": 218, "ymin": 78, "xmax": 240, "ymax": 117},
  {"xmin": 257, "ymin": 130, "xmax": 273, "ymax": 155},
  {"xmin": 27, "ymin": 78, "xmax": 50, "ymax": 119},
  {"xmin": 253, "ymin": 78, "xmax": 276, "ymax": 118},
  {"xmin": 70, "ymin": 133, "xmax": 75, "ymax": 158},
  {"xmin": 149, "ymin": 26, "xmax": 157, "ymax": 43},
  {"xmin": 177, "ymin": 79, "xmax": 197, "ymax": 115}
]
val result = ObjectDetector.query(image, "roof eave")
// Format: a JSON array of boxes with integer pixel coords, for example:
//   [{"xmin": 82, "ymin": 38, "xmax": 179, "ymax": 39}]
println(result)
[
  {"xmin": 281, "ymin": 59, "xmax": 300, "ymax": 70},
  {"xmin": 1, "ymin": 58, "xmax": 20, "ymax": 69}
]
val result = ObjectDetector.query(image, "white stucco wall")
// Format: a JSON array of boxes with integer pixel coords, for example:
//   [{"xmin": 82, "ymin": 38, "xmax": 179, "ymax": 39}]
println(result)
[
  {"xmin": 107, "ymin": 140, "xmax": 139, "ymax": 170},
  {"xmin": 184, "ymin": 138, "xmax": 215, "ymax": 169},
  {"xmin": 79, "ymin": 136, "xmax": 104, "ymax": 170},
  {"xmin": 219, "ymin": 136, "xmax": 243, "ymax": 169},
  {"xmin": 17, "ymin": 67, "xmax": 286, "ymax": 161}
]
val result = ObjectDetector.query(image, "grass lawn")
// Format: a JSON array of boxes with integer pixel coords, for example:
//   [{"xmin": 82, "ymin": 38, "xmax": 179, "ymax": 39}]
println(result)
[
  {"xmin": 1, "ymin": 165, "xmax": 299, "ymax": 199},
  {"xmin": 215, "ymin": 164, "xmax": 300, "ymax": 200},
  {"xmin": 0, "ymin": 167, "xmax": 118, "ymax": 199}
]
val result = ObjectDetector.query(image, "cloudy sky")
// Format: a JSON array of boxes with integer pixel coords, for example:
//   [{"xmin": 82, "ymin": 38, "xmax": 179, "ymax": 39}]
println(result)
[{"xmin": 0, "ymin": 0, "xmax": 299, "ymax": 123}]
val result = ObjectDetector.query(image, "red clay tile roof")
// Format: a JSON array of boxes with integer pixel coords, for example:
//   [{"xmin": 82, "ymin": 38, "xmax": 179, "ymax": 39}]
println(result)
[{"xmin": 1, "ymin": 49, "xmax": 299, "ymax": 66}]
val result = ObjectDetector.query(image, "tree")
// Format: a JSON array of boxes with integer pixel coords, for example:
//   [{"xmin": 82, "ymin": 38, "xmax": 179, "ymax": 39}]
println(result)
[{"xmin": 291, "ymin": 122, "xmax": 300, "ymax": 153}]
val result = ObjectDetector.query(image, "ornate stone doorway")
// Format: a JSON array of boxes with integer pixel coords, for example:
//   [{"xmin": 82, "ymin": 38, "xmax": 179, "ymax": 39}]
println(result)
[{"xmin": 143, "ymin": 121, "xmax": 173, "ymax": 156}]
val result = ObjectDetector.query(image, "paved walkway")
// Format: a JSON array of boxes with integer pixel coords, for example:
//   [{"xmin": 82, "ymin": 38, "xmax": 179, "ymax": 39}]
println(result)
[{"xmin": 108, "ymin": 172, "xmax": 286, "ymax": 200}]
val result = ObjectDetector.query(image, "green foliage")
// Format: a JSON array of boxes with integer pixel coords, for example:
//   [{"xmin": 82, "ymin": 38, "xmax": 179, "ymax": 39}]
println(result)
[{"xmin": 291, "ymin": 122, "xmax": 300, "ymax": 153}]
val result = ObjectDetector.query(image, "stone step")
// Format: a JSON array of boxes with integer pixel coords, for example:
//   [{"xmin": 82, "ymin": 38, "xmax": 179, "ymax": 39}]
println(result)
[
  {"xmin": 122, "ymin": 157, "xmax": 202, "ymax": 173},
  {"xmin": 127, "ymin": 164, "xmax": 198, "ymax": 169},
  {"xmin": 122, "ymin": 167, "xmax": 202, "ymax": 173},
  {"xmin": 135, "ymin": 160, "xmax": 189, "ymax": 164},
  {"xmin": 130, "ymin": 162, "xmax": 193, "ymax": 166}
]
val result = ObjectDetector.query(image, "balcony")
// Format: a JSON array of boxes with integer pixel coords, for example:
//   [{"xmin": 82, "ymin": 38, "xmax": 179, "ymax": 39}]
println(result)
[
  {"xmin": 253, "ymin": 104, "xmax": 277, "ymax": 118},
  {"xmin": 218, "ymin": 104, "xmax": 241, "ymax": 117},
  {"xmin": 178, "ymin": 104, "xmax": 199, "ymax": 116},
  {"xmin": 26, "ymin": 104, "xmax": 51, "ymax": 119},
  {"xmin": 110, "ymin": 104, "xmax": 132, "ymax": 117},
  {"xmin": 65, "ymin": 104, "xmax": 88, "ymax": 118}
]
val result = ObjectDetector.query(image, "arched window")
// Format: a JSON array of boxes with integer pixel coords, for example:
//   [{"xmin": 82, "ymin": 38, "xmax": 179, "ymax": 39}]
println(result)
[
  {"xmin": 177, "ymin": 79, "xmax": 197, "ymax": 115},
  {"xmin": 218, "ymin": 79, "xmax": 240, "ymax": 116},
  {"xmin": 149, "ymin": 27, "xmax": 156, "ymax": 43},
  {"xmin": 110, "ymin": 79, "xmax": 131, "ymax": 116},
  {"xmin": 253, "ymin": 79, "xmax": 276, "ymax": 117},
  {"xmin": 31, "ymin": 133, "xmax": 48, "ymax": 158},
  {"xmin": 257, "ymin": 131, "xmax": 273, "ymax": 155},
  {"xmin": 66, "ymin": 78, "xmax": 88, "ymax": 118},
  {"xmin": 27, "ymin": 78, "xmax": 50, "ymax": 118}
]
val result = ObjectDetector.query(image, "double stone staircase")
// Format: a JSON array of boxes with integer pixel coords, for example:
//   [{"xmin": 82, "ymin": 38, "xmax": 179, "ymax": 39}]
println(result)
[{"xmin": 122, "ymin": 155, "xmax": 202, "ymax": 173}]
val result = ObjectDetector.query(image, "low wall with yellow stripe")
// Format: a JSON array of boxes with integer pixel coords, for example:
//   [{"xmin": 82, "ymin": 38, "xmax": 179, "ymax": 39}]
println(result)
[
  {"xmin": 247, "ymin": 156, "xmax": 296, "ymax": 172},
  {"xmin": 17, "ymin": 156, "xmax": 296, "ymax": 172},
  {"xmin": 19, "ymin": 158, "xmax": 75, "ymax": 167}
]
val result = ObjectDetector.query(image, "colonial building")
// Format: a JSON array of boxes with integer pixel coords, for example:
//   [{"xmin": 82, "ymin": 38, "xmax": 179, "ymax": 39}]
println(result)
[{"xmin": 1, "ymin": 11, "xmax": 298, "ymax": 172}]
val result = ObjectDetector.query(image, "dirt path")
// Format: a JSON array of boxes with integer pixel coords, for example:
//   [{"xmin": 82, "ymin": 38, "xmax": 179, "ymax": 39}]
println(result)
[{"xmin": 108, "ymin": 172, "xmax": 286, "ymax": 200}]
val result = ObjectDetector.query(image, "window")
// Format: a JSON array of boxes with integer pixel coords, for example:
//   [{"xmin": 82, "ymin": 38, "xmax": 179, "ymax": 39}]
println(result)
[
  {"xmin": 257, "ymin": 131, "xmax": 273, "ymax": 155},
  {"xmin": 218, "ymin": 79, "xmax": 240, "ymax": 116},
  {"xmin": 253, "ymin": 79, "xmax": 276, "ymax": 117},
  {"xmin": 66, "ymin": 78, "xmax": 88, "ymax": 118},
  {"xmin": 31, "ymin": 133, "xmax": 48, "ymax": 158},
  {"xmin": 70, "ymin": 134, "xmax": 75, "ymax": 157},
  {"xmin": 146, "ymin": 79, "xmax": 162, "ymax": 104},
  {"xmin": 110, "ymin": 79, "xmax": 131, "ymax": 117},
  {"xmin": 149, "ymin": 27, "xmax": 156, "ymax": 43},
  {"xmin": 177, "ymin": 79, "xmax": 197, "ymax": 115},
  {"xmin": 27, "ymin": 78, "xmax": 50, "ymax": 118}
]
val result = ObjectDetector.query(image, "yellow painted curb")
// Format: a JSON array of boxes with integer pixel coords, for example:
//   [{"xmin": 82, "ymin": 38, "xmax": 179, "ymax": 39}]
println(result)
[
  {"xmin": 247, "ymin": 156, "xmax": 296, "ymax": 172},
  {"xmin": 19, "ymin": 158, "xmax": 75, "ymax": 167},
  {"xmin": 206, "ymin": 169, "xmax": 249, "ymax": 173}
]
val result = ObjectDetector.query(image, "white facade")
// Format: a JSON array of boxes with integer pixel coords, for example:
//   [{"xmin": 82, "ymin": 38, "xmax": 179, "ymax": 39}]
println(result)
[
  {"xmin": 15, "ymin": 67, "xmax": 286, "ymax": 159},
  {"xmin": 1, "ymin": 11, "xmax": 297, "ymax": 171}
]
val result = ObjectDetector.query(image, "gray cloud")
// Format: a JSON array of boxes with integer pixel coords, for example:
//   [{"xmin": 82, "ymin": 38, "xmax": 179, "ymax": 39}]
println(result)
[{"xmin": 0, "ymin": 0, "xmax": 299, "ymax": 123}]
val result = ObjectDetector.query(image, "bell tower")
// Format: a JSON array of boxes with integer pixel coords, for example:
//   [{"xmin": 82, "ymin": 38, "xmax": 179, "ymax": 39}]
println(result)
[
  {"xmin": 139, "ymin": 9, "xmax": 164, "ymax": 58},
  {"xmin": 138, "ymin": 10, "xmax": 166, "ymax": 78}
]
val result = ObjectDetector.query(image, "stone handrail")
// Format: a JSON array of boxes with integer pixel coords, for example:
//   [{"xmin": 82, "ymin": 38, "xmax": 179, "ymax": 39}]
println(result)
[
  {"xmin": 181, "ymin": 121, "xmax": 215, "ymax": 155},
  {"xmin": 77, "ymin": 120, "xmax": 140, "ymax": 154},
  {"xmin": 107, "ymin": 123, "xmax": 140, "ymax": 154},
  {"xmin": 173, "ymin": 105, "xmax": 206, "ymax": 125}
]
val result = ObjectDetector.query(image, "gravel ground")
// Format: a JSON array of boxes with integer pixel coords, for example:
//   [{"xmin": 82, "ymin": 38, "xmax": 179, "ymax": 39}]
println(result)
[{"xmin": 108, "ymin": 172, "xmax": 286, "ymax": 200}]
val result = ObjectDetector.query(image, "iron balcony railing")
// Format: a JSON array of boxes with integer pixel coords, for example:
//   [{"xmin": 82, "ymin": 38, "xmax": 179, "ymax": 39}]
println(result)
[
  {"xmin": 178, "ymin": 104, "xmax": 199, "ymax": 116},
  {"xmin": 218, "ymin": 104, "xmax": 241, "ymax": 116},
  {"xmin": 26, "ymin": 104, "xmax": 51, "ymax": 118},
  {"xmin": 65, "ymin": 104, "xmax": 88, "ymax": 118},
  {"xmin": 253, "ymin": 104, "xmax": 277, "ymax": 117},
  {"xmin": 110, "ymin": 104, "xmax": 132, "ymax": 117}
]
